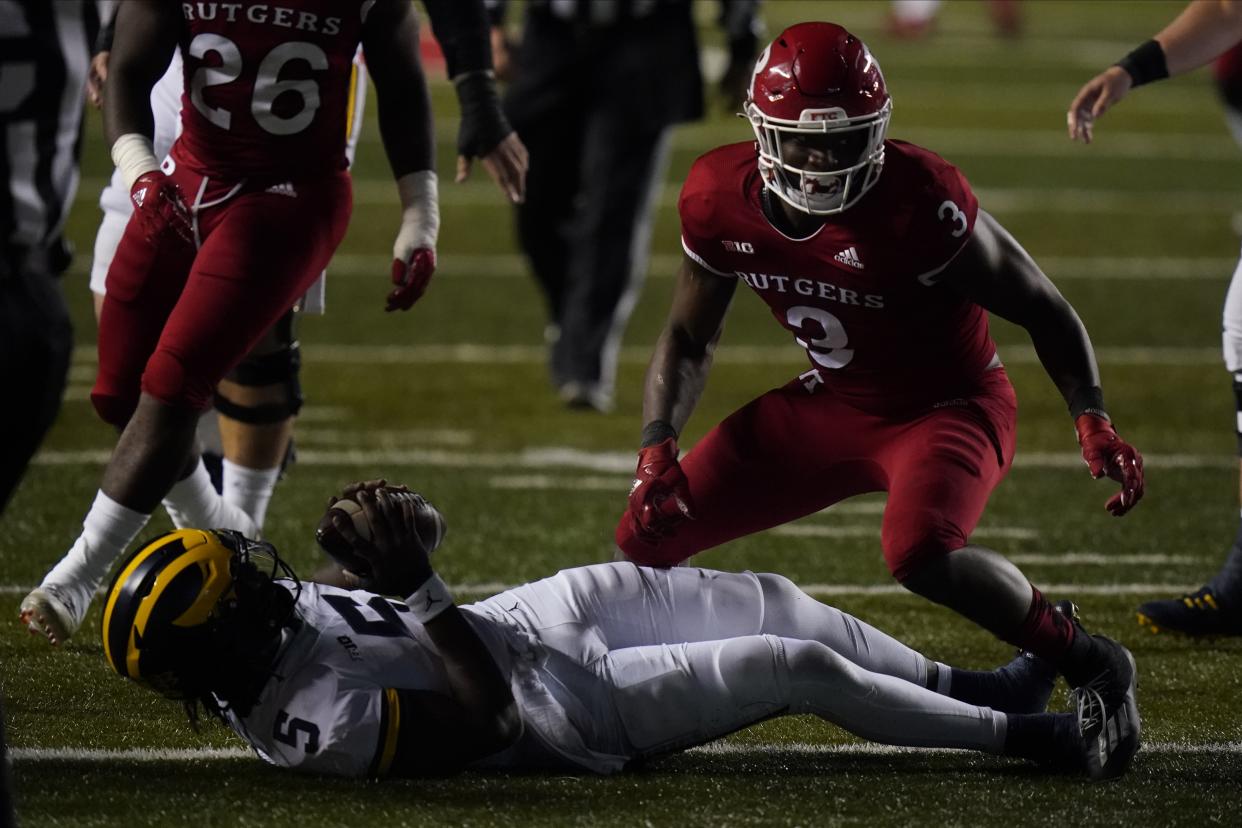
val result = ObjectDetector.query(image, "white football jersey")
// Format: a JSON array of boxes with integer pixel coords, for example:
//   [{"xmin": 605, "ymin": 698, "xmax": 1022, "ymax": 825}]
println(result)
[{"xmin": 225, "ymin": 581, "xmax": 628, "ymax": 777}]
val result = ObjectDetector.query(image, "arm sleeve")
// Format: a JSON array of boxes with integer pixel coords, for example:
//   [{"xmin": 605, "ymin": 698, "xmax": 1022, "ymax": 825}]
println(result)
[{"xmin": 420, "ymin": 0, "xmax": 494, "ymax": 78}]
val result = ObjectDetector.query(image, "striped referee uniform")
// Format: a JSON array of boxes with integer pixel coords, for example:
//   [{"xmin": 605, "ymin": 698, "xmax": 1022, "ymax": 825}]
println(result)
[{"xmin": 0, "ymin": 0, "xmax": 100, "ymax": 512}]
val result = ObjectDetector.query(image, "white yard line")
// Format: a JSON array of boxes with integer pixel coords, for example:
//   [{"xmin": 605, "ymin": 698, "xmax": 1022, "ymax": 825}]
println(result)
[
  {"xmin": 68, "ymin": 178, "xmax": 1242, "ymax": 212},
  {"xmin": 775, "ymin": 526, "xmax": 1040, "ymax": 541},
  {"xmin": 0, "ymin": 582, "xmax": 1201, "ymax": 598},
  {"xmin": 66, "ymin": 343, "xmax": 1228, "ymax": 367},
  {"xmin": 29, "ymin": 447, "xmax": 1240, "ymax": 472},
  {"xmin": 488, "ymin": 474, "xmax": 627, "ymax": 492},
  {"xmin": 11, "ymin": 741, "xmax": 1238, "ymax": 763},
  {"xmin": 212, "ymin": 253, "xmax": 1234, "ymax": 281}
]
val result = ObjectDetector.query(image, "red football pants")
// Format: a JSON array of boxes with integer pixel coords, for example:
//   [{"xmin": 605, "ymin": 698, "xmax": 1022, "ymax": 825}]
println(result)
[
  {"xmin": 617, "ymin": 368, "xmax": 1018, "ymax": 581},
  {"xmin": 92, "ymin": 167, "xmax": 351, "ymax": 425}
]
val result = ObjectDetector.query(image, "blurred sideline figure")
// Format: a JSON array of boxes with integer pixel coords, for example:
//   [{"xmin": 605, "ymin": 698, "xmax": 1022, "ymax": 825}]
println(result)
[
  {"xmin": 100, "ymin": 480, "xmax": 1127, "ymax": 780},
  {"xmin": 887, "ymin": 0, "xmax": 1020, "ymax": 41},
  {"xmin": 0, "ymin": 1, "xmax": 101, "ymax": 514},
  {"xmin": 21, "ymin": 0, "xmax": 439, "ymax": 647},
  {"xmin": 1068, "ymin": 0, "xmax": 1242, "ymax": 637},
  {"xmin": 487, "ymin": 0, "xmax": 761, "ymax": 412},
  {"xmin": 82, "ymin": 0, "xmax": 526, "ymax": 536},
  {"xmin": 615, "ymin": 22, "xmax": 1143, "ymax": 778}
]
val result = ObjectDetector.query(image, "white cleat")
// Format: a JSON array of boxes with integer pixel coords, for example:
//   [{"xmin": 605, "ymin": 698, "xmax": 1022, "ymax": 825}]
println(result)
[{"xmin": 19, "ymin": 582, "xmax": 91, "ymax": 646}]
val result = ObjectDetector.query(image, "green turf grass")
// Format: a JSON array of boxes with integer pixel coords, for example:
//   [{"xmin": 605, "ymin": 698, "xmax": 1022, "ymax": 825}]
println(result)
[{"xmin": 4, "ymin": 1, "xmax": 1241, "ymax": 825}]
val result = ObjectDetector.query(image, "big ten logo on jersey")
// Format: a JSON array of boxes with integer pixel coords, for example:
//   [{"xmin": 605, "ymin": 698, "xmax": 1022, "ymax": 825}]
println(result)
[
  {"xmin": 722, "ymin": 240, "xmax": 754, "ymax": 254},
  {"xmin": 181, "ymin": 4, "xmax": 344, "ymax": 35}
]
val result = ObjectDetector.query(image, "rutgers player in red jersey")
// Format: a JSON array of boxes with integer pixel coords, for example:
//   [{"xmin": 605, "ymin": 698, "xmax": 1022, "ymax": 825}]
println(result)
[
  {"xmin": 20, "ymin": 0, "xmax": 448, "ymax": 646},
  {"xmin": 617, "ymin": 23, "xmax": 1144, "ymax": 777}
]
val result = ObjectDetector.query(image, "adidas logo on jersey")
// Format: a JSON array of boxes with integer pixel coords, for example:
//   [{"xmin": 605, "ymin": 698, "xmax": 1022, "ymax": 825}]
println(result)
[
  {"xmin": 266, "ymin": 182, "xmax": 298, "ymax": 198},
  {"xmin": 833, "ymin": 247, "xmax": 864, "ymax": 269},
  {"xmin": 131, "ymin": 187, "xmax": 148, "ymax": 207}
]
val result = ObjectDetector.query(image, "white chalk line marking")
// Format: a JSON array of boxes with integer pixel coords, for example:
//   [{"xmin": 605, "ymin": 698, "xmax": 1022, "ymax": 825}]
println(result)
[{"xmin": 11, "ymin": 741, "xmax": 1239, "ymax": 763}]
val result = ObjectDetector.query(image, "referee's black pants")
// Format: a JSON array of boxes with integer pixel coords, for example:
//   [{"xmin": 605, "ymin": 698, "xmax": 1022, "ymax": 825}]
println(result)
[{"xmin": 0, "ymin": 253, "xmax": 72, "ymax": 514}]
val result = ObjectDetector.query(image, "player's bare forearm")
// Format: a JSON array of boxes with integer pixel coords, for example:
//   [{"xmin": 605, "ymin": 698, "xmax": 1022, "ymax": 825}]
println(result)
[
  {"xmin": 419, "ymin": 604, "xmax": 521, "ymax": 756},
  {"xmin": 1155, "ymin": 0, "xmax": 1242, "ymax": 76},
  {"xmin": 642, "ymin": 328, "xmax": 717, "ymax": 435},
  {"xmin": 642, "ymin": 257, "xmax": 736, "ymax": 434},
  {"xmin": 364, "ymin": 0, "xmax": 436, "ymax": 178},
  {"xmin": 945, "ymin": 210, "xmax": 1101, "ymax": 408},
  {"xmin": 1024, "ymin": 302, "xmax": 1102, "ymax": 409},
  {"xmin": 102, "ymin": 1, "xmax": 178, "ymax": 144}
]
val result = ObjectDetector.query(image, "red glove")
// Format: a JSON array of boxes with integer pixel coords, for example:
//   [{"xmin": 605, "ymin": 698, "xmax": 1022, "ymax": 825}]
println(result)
[
  {"xmin": 1075, "ymin": 413, "xmax": 1144, "ymax": 516},
  {"xmin": 386, "ymin": 247, "xmax": 436, "ymax": 311},
  {"xmin": 129, "ymin": 171, "xmax": 192, "ymax": 245},
  {"xmin": 625, "ymin": 438, "xmax": 695, "ymax": 542}
]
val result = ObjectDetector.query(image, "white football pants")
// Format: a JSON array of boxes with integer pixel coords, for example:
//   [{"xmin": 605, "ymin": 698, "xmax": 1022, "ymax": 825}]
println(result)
[{"xmin": 476, "ymin": 563, "xmax": 1007, "ymax": 764}]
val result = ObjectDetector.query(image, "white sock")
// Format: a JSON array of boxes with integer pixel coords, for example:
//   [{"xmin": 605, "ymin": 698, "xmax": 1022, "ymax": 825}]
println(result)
[
  {"xmin": 221, "ymin": 458, "xmax": 281, "ymax": 530},
  {"xmin": 163, "ymin": 456, "xmax": 258, "ymax": 536},
  {"xmin": 44, "ymin": 491, "xmax": 151, "ymax": 594}
]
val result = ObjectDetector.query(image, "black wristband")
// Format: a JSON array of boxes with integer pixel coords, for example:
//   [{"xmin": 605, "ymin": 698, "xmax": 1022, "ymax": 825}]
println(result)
[
  {"xmin": 1069, "ymin": 386, "xmax": 1109, "ymax": 421},
  {"xmin": 453, "ymin": 72, "xmax": 513, "ymax": 159},
  {"xmin": 640, "ymin": 420, "xmax": 678, "ymax": 448},
  {"xmin": 94, "ymin": 14, "xmax": 115, "ymax": 55},
  {"xmin": 1116, "ymin": 40, "xmax": 1169, "ymax": 88}
]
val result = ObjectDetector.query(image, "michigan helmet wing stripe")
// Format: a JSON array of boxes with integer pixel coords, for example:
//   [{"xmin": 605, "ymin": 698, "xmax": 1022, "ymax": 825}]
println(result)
[
  {"xmin": 101, "ymin": 530, "xmax": 212, "ymax": 678},
  {"xmin": 126, "ymin": 538, "xmax": 234, "ymax": 680},
  {"xmin": 368, "ymin": 687, "xmax": 402, "ymax": 777}
]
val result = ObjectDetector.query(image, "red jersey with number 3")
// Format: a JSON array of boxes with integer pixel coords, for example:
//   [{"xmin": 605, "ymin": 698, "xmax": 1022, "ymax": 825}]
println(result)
[
  {"xmin": 173, "ymin": 1, "xmax": 368, "ymax": 180},
  {"xmin": 679, "ymin": 139, "xmax": 995, "ymax": 415}
]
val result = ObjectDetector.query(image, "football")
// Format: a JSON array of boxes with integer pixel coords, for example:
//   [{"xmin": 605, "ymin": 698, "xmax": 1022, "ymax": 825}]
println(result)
[
  {"xmin": 314, "ymin": 491, "xmax": 448, "ymax": 577},
  {"xmin": 314, "ymin": 498, "xmax": 374, "ymax": 576}
]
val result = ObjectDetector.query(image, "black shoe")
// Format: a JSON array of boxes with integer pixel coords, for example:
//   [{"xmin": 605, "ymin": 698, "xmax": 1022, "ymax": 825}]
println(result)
[
  {"xmin": 1136, "ymin": 586, "xmax": 1242, "ymax": 637},
  {"xmin": 1070, "ymin": 683, "xmax": 1141, "ymax": 781},
  {"xmin": 1053, "ymin": 601, "xmax": 1141, "ymax": 779},
  {"xmin": 993, "ymin": 651, "xmax": 1058, "ymax": 714}
]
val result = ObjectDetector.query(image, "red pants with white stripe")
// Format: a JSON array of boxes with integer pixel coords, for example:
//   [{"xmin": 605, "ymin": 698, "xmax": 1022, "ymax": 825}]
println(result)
[
  {"xmin": 92, "ymin": 159, "xmax": 351, "ymax": 425},
  {"xmin": 617, "ymin": 368, "xmax": 1018, "ymax": 581}
]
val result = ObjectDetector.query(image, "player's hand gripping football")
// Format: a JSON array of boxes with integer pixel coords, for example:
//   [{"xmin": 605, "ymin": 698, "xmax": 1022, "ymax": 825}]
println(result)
[
  {"xmin": 315, "ymin": 479, "xmax": 448, "ymax": 596},
  {"xmin": 130, "ymin": 171, "xmax": 193, "ymax": 246},
  {"xmin": 626, "ymin": 438, "xmax": 695, "ymax": 542},
  {"xmin": 1075, "ymin": 414, "xmax": 1145, "ymax": 516}
]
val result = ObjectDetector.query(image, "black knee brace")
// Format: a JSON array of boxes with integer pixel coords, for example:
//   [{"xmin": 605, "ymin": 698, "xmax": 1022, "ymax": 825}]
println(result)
[
  {"xmin": 1233, "ymin": 373, "xmax": 1242, "ymax": 456},
  {"xmin": 215, "ymin": 316, "xmax": 303, "ymax": 425}
]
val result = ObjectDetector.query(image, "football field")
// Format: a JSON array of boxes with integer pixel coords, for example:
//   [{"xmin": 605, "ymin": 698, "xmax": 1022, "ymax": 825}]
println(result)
[{"xmin": 4, "ymin": 1, "xmax": 1241, "ymax": 824}]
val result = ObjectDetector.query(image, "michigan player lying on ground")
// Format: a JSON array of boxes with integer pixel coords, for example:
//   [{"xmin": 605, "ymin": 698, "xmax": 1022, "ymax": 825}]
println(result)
[{"xmin": 100, "ymin": 481, "xmax": 1137, "ymax": 781}]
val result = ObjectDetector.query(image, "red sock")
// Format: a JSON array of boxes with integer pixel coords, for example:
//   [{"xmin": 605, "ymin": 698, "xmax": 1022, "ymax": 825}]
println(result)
[{"xmin": 1009, "ymin": 586, "xmax": 1076, "ymax": 662}]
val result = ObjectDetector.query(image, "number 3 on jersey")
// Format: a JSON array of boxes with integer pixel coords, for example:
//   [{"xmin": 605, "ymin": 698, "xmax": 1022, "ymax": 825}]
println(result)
[
  {"xmin": 786, "ymin": 306, "xmax": 854, "ymax": 369},
  {"xmin": 189, "ymin": 34, "xmax": 326, "ymax": 135}
]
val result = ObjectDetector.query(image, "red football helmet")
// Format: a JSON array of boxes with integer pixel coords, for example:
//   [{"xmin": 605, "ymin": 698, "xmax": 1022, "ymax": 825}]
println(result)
[{"xmin": 746, "ymin": 22, "xmax": 892, "ymax": 215}]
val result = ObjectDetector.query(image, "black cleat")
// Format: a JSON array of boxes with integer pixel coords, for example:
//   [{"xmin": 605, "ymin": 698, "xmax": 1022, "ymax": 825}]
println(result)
[
  {"xmin": 1136, "ymin": 586, "xmax": 1242, "ymax": 637},
  {"xmin": 1053, "ymin": 600, "xmax": 1141, "ymax": 780},
  {"xmin": 1070, "ymin": 681, "xmax": 1140, "ymax": 781}
]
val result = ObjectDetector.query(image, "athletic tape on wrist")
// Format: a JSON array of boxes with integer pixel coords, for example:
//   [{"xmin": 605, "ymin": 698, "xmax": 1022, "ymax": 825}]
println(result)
[
  {"xmin": 404, "ymin": 573, "xmax": 453, "ymax": 624},
  {"xmin": 393, "ymin": 170, "xmax": 440, "ymax": 259},
  {"xmin": 1116, "ymin": 39, "xmax": 1168, "ymax": 88},
  {"xmin": 111, "ymin": 133, "xmax": 161, "ymax": 190}
]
